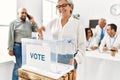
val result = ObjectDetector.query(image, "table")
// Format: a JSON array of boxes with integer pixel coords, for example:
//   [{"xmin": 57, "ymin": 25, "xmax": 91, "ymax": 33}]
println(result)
[
  {"xmin": 0, "ymin": 54, "xmax": 14, "ymax": 80},
  {"xmin": 78, "ymin": 50, "xmax": 120, "ymax": 80}
]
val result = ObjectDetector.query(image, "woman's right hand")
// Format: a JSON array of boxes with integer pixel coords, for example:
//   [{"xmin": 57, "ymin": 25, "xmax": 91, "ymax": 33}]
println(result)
[
  {"xmin": 8, "ymin": 50, "xmax": 14, "ymax": 56},
  {"xmin": 37, "ymin": 26, "xmax": 46, "ymax": 39}
]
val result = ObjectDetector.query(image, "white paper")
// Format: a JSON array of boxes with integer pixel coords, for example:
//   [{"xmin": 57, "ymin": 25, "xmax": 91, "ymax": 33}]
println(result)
[{"xmin": 43, "ymin": 26, "xmax": 53, "ymax": 40}]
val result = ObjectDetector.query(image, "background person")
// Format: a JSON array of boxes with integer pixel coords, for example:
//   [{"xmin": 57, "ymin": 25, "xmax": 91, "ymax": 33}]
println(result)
[
  {"xmin": 85, "ymin": 28, "xmax": 97, "ymax": 50},
  {"xmin": 99, "ymin": 23, "xmax": 120, "ymax": 53},
  {"xmin": 8, "ymin": 7, "xmax": 41, "ymax": 80},
  {"xmin": 93, "ymin": 18, "xmax": 107, "ymax": 46}
]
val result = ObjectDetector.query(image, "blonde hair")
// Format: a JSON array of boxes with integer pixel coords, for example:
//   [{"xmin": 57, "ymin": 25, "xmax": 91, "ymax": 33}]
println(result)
[{"xmin": 57, "ymin": 0, "xmax": 74, "ymax": 14}]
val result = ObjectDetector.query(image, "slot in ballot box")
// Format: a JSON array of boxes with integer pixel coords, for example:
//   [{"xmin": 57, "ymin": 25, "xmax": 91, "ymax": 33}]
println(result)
[{"xmin": 19, "ymin": 38, "xmax": 75, "ymax": 80}]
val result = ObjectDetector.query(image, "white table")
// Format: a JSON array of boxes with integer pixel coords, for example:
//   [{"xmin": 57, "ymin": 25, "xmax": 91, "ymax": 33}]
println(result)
[
  {"xmin": 78, "ymin": 50, "xmax": 120, "ymax": 80},
  {"xmin": 0, "ymin": 54, "xmax": 14, "ymax": 80}
]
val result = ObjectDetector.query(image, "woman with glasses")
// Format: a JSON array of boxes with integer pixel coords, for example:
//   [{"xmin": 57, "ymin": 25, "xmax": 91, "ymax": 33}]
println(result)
[{"xmin": 40, "ymin": 0, "xmax": 86, "ymax": 80}]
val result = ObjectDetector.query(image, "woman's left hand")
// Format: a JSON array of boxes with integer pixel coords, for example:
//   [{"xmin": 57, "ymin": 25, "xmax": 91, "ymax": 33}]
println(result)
[{"xmin": 69, "ymin": 59, "xmax": 77, "ymax": 65}]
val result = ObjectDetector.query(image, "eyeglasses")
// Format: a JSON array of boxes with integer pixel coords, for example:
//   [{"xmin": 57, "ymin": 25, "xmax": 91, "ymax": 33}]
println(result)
[{"xmin": 56, "ymin": 3, "xmax": 69, "ymax": 9}]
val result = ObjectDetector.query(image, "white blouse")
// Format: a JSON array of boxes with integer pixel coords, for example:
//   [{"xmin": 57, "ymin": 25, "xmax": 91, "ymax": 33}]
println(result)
[
  {"xmin": 86, "ymin": 36, "xmax": 96, "ymax": 49},
  {"xmin": 45, "ymin": 17, "xmax": 86, "ymax": 64}
]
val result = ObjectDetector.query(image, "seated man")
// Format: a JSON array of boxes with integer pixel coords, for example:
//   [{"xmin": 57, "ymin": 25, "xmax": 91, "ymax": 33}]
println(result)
[
  {"xmin": 99, "ymin": 23, "xmax": 120, "ymax": 52},
  {"xmin": 93, "ymin": 18, "xmax": 107, "ymax": 46}
]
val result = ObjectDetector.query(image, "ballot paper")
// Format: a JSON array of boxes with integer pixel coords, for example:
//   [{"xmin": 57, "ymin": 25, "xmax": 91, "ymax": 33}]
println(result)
[{"xmin": 43, "ymin": 25, "xmax": 53, "ymax": 40}]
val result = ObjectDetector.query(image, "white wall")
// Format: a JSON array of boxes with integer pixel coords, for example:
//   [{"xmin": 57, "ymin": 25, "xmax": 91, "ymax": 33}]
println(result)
[
  {"xmin": 73, "ymin": 0, "xmax": 120, "ymax": 28},
  {"xmin": 0, "ymin": 61, "xmax": 14, "ymax": 80},
  {"xmin": 17, "ymin": 0, "xmax": 120, "ymax": 29}
]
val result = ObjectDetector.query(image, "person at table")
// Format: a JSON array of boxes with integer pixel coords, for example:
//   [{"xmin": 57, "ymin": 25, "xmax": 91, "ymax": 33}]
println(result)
[
  {"xmin": 85, "ymin": 28, "xmax": 98, "ymax": 50},
  {"xmin": 38, "ymin": 0, "xmax": 86, "ymax": 80},
  {"xmin": 93, "ymin": 18, "xmax": 107, "ymax": 46},
  {"xmin": 99, "ymin": 23, "xmax": 120, "ymax": 52}
]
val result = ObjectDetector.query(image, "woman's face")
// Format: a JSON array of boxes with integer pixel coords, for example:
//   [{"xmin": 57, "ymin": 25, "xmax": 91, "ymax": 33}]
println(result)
[
  {"xmin": 87, "ymin": 29, "xmax": 92, "ymax": 37},
  {"xmin": 57, "ymin": 0, "xmax": 71, "ymax": 17}
]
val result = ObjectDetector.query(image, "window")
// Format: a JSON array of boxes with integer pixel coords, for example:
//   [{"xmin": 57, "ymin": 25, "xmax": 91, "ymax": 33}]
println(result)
[
  {"xmin": 0, "ymin": 0, "xmax": 16, "ymax": 25},
  {"xmin": 0, "ymin": 0, "xmax": 16, "ymax": 57},
  {"xmin": 0, "ymin": 27, "xmax": 9, "ymax": 56},
  {"xmin": 43, "ymin": 0, "xmax": 58, "ymax": 25},
  {"xmin": 89, "ymin": 19, "xmax": 98, "ymax": 28}
]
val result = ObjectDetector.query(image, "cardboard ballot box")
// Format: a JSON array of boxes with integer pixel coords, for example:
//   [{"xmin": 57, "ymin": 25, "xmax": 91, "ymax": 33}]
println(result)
[{"xmin": 21, "ymin": 38, "xmax": 75, "ymax": 79}]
